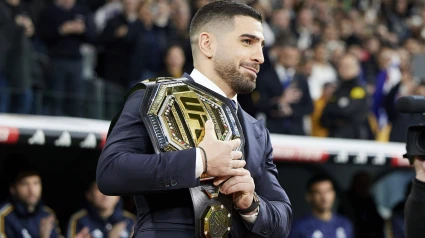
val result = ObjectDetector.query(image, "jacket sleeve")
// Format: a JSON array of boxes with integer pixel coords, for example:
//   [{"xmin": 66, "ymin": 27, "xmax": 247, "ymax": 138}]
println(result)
[
  {"xmin": 243, "ymin": 130, "xmax": 292, "ymax": 237},
  {"xmin": 405, "ymin": 178, "xmax": 425, "ymax": 238},
  {"xmin": 96, "ymin": 89, "xmax": 200, "ymax": 196}
]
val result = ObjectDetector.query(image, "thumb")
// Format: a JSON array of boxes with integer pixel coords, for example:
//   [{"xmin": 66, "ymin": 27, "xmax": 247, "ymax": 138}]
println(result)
[{"xmin": 202, "ymin": 120, "xmax": 217, "ymax": 141}]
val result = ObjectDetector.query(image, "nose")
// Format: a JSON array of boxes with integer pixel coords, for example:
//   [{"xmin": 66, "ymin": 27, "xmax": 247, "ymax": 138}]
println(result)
[{"xmin": 251, "ymin": 45, "xmax": 264, "ymax": 65}]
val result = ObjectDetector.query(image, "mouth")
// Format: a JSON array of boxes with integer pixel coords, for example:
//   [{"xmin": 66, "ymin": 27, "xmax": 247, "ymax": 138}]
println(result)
[{"xmin": 241, "ymin": 66, "xmax": 259, "ymax": 76}]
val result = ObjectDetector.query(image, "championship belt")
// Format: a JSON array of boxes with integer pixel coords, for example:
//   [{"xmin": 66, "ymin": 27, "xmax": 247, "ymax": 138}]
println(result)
[{"xmin": 139, "ymin": 77, "xmax": 245, "ymax": 238}]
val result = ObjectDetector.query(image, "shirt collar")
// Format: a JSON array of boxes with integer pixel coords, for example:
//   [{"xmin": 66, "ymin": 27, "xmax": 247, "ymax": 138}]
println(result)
[{"xmin": 190, "ymin": 68, "xmax": 238, "ymax": 104}]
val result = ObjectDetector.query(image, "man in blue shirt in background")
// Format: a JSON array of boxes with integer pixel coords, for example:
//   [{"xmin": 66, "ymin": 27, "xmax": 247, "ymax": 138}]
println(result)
[
  {"xmin": 0, "ymin": 165, "xmax": 62, "ymax": 238},
  {"xmin": 289, "ymin": 174, "xmax": 353, "ymax": 238},
  {"xmin": 67, "ymin": 180, "xmax": 135, "ymax": 238}
]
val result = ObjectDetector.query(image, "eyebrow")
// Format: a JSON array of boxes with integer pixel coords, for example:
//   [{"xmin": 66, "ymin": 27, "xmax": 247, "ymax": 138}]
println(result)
[{"xmin": 240, "ymin": 34, "xmax": 265, "ymax": 47}]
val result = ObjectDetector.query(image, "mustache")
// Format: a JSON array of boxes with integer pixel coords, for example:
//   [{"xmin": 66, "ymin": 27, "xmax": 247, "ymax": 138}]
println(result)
[{"xmin": 240, "ymin": 62, "xmax": 260, "ymax": 73}]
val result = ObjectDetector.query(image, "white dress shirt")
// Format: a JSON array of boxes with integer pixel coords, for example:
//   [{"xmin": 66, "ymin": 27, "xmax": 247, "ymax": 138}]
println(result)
[{"xmin": 190, "ymin": 69, "xmax": 258, "ymax": 223}]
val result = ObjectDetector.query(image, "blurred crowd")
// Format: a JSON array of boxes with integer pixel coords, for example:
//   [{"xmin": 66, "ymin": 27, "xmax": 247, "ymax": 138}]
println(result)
[{"xmin": 2, "ymin": 0, "xmax": 425, "ymax": 142}]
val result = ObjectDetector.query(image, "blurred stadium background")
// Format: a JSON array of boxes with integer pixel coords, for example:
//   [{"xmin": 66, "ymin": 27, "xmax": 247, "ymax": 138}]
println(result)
[{"xmin": 0, "ymin": 0, "xmax": 423, "ymax": 237}]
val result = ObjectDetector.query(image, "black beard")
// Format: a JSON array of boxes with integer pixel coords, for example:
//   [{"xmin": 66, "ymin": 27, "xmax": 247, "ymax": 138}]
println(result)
[{"xmin": 213, "ymin": 54, "xmax": 257, "ymax": 94}]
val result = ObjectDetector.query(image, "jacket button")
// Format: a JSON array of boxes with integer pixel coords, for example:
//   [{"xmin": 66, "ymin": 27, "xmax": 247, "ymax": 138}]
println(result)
[
  {"xmin": 159, "ymin": 182, "xmax": 165, "ymax": 188},
  {"xmin": 165, "ymin": 180, "xmax": 170, "ymax": 187},
  {"xmin": 171, "ymin": 180, "xmax": 177, "ymax": 186},
  {"xmin": 260, "ymin": 228, "xmax": 267, "ymax": 235}
]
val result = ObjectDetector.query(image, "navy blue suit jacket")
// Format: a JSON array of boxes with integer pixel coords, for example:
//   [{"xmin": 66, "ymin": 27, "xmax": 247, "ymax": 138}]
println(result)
[{"xmin": 96, "ymin": 74, "xmax": 292, "ymax": 237}]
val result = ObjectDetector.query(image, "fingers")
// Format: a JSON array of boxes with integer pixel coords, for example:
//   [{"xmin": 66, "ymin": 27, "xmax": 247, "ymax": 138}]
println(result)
[
  {"xmin": 213, "ymin": 176, "xmax": 231, "ymax": 186},
  {"xmin": 223, "ymin": 167, "xmax": 249, "ymax": 177},
  {"xmin": 229, "ymin": 138, "xmax": 241, "ymax": 150},
  {"xmin": 231, "ymin": 159, "xmax": 246, "ymax": 168},
  {"xmin": 219, "ymin": 173, "xmax": 254, "ymax": 195},
  {"xmin": 231, "ymin": 151, "xmax": 242, "ymax": 160},
  {"xmin": 202, "ymin": 120, "xmax": 217, "ymax": 141}
]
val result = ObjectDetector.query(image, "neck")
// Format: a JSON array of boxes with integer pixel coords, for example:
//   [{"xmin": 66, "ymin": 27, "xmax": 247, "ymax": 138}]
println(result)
[
  {"xmin": 194, "ymin": 63, "xmax": 236, "ymax": 98},
  {"xmin": 98, "ymin": 207, "xmax": 115, "ymax": 220},
  {"xmin": 312, "ymin": 209, "xmax": 332, "ymax": 221}
]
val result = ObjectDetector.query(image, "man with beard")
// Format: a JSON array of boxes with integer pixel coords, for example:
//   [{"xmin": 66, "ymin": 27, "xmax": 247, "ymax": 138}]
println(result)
[
  {"xmin": 289, "ymin": 175, "xmax": 353, "ymax": 238},
  {"xmin": 96, "ymin": 1, "xmax": 292, "ymax": 237},
  {"xmin": 67, "ymin": 181, "xmax": 135, "ymax": 238},
  {"xmin": 0, "ymin": 167, "xmax": 62, "ymax": 238}
]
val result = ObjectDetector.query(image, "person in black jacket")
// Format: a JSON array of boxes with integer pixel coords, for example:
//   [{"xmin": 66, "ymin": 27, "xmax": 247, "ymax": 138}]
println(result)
[
  {"xmin": 256, "ymin": 43, "xmax": 313, "ymax": 135},
  {"xmin": 0, "ymin": 167, "xmax": 62, "ymax": 238},
  {"xmin": 0, "ymin": 0, "xmax": 35, "ymax": 114},
  {"xmin": 320, "ymin": 54, "xmax": 369, "ymax": 139},
  {"xmin": 67, "ymin": 181, "xmax": 135, "ymax": 238},
  {"xmin": 405, "ymin": 156, "xmax": 425, "ymax": 238},
  {"xmin": 38, "ymin": 0, "xmax": 96, "ymax": 117}
]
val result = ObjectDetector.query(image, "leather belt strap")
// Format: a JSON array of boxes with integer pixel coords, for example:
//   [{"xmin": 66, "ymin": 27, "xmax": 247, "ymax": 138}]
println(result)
[{"xmin": 190, "ymin": 179, "xmax": 233, "ymax": 238}]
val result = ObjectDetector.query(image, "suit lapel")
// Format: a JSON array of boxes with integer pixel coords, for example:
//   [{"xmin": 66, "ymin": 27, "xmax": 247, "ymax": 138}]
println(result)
[{"xmin": 237, "ymin": 106, "xmax": 264, "ymax": 178}]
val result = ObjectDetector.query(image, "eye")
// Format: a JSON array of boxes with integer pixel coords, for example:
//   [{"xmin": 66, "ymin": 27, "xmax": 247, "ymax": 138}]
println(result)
[{"xmin": 242, "ymin": 39, "xmax": 251, "ymax": 45}]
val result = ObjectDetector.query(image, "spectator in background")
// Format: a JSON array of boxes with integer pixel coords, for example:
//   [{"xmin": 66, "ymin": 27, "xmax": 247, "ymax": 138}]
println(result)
[
  {"xmin": 99, "ymin": 0, "xmax": 140, "ymax": 119},
  {"xmin": 339, "ymin": 172, "xmax": 385, "ymax": 238},
  {"xmin": 308, "ymin": 42, "xmax": 338, "ymax": 101},
  {"xmin": 38, "ymin": 0, "xmax": 96, "ymax": 117},
  {"xmin": 159, "ymin": 44, "xmax": 186, "ymax": 78},
  {"xmin": 128, "ymin": 0, "xmax": 167, "ymax": 85},
  {"xmin": 0, "ymin": 0, "xmax": 35, "ymax": 114},
  {"xmin": 289, "ymin": 174, "xmax": 353, "ymax": 238},
  {"xmin": 311, "ymin": 82, "xmax": 336, "ymax": 137},
  {"xmin": 94, "ymin": 0, "xmax": 123, "ymax": 33},
  {"xmin": 256, "ymin": 43, "xmax": 313, "ymax": 135},
  {"xmin": 372, "ymin": 48, "xmax": 402, "ymax": 130},
  {"xmin": 170, "ymin": 0, "xmax": 193, "ymax": 72},
  {"xmin": 321, "ymin": 54, "xmax": 369, "ymax": 139},
  {"xmin": 0, "ymin": 166, "xmax": 62, "ymax": 237},
  {"xmin": 67, "ymin": 181, "xmax": 135, "ymax": 238},
  {"xmin": 270, "ymin": 8, "xmax": 292, "ymax": 40},
  {"xmin": 291, "ymin": 8, "xmax": 318, "ymax": 51}
]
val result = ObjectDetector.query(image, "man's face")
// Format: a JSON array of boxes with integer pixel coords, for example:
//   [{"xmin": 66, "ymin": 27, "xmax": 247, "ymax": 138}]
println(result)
[
  {"xmin": 338, "ymin": 56, "xmax": 360, "ymax": 81},
  {"xmin": 213, "ymin": 16, "xmax": 265, "ymax": 94},
  {"xmin": 307, "ymin": 180, "xmax": 335, "ymax": 213},
  {"xmin": 87, "ymin": 183, "xmax": 120, "ymax": 211},
  {"xmin": 279, "ymin": 47, "xmax": 300, "ymax": 69},
  {"xmin": 12, "ymin": 175, "xmax": 42, "ymax": 207}
]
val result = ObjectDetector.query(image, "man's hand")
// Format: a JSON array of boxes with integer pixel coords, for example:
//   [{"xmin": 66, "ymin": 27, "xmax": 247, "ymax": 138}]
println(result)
[
  {"xmin": 73, "ymin": 19, "xmax": 86, "ymax": 34},
  {"xmin": 39, "ymin": 215, "xmax": 55, "ymax": 238},
  {"xmin": 414, "ymin": 156, "xmax": 425, "ymax": 182},
  {"xmin": 214, "ymin": 169, "xmax": 255, "ymax": 212},
  {"xmin": 198, "ymin": 120, "xmax": 246, "ymax": 177},
  {"xmin": 280, "ymin": 87, "xmax": 302, "ymax": 105},
  {"xmin": 15, "ymin": 15, "xmax": 34, "ymax": 37},
  {"xmin": 108, "ymin": 221, "xmax": 127, "ymax": 238},
  {"xmin": 59, "ymin": 20, "xmax": 85, "ymax": 35},
  {"xmin": 75, "ymin": 227, "xmax": 91, "ymax": 238}
]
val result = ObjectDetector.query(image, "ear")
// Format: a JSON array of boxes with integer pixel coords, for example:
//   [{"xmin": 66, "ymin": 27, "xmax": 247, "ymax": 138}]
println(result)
[{"xmin": 198, "ymin": 32, "xmax": 215, "ymax": 58}]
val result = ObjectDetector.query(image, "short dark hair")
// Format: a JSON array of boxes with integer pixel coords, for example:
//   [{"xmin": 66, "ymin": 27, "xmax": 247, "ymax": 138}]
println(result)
[
  {"xmin": 306, "ymin": 174, "xmax": 333, "ymax": 192},
  {"xmin": 189, "ymin": 1, "xmax": 262, "ymax": 46}
]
